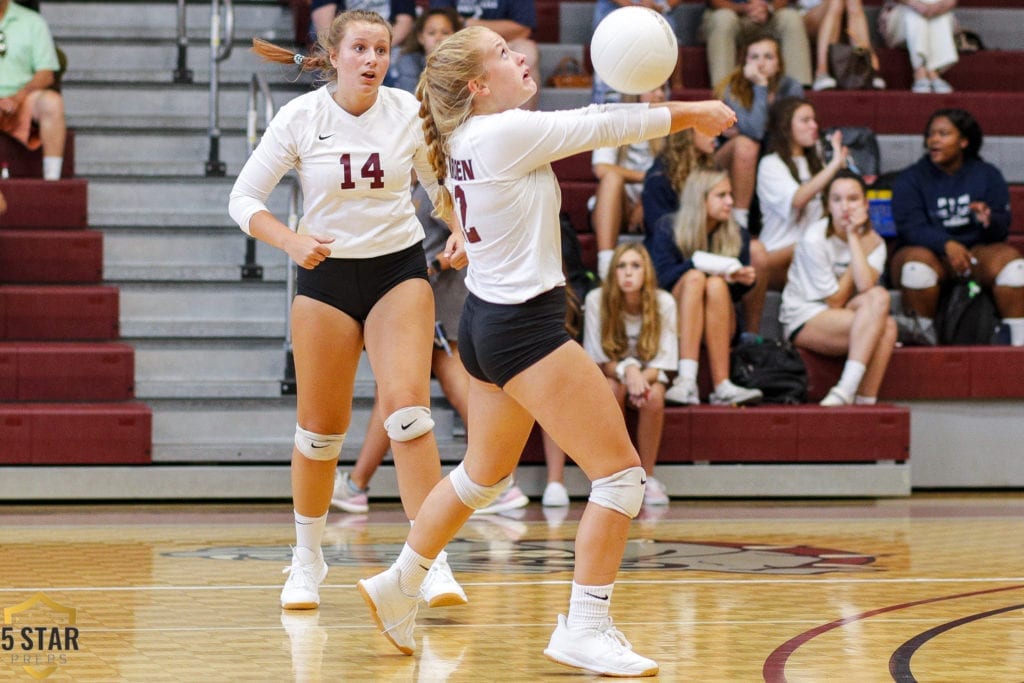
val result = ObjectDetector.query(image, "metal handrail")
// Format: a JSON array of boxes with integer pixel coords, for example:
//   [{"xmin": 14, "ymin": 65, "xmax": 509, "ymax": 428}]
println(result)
[
  {"xmin": 173, "ymin": 0, "xmax": 193, "ymax": 83},
  {"xmin": 205, "ymin": 0, "xmax": 235, "ymax": 176},
  {"xmin": 241, "ymin": 71, "xmax": 301, "ymax": 394}
]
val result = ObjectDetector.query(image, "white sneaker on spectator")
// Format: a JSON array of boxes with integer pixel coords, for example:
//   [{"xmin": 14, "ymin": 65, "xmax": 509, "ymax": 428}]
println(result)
[
  {"xmin": 820, "ymin": 386, "xmax": 853, "ymax": 407},
  {"xmin": 709, "ymin": 380, "xmax": 762, "ymax": 406},
  {"xmin": 542, "ymin": 481, "xmax": 570, "ymax": 507},
  {"xmin": 472, "ymin": 484, "xmax": 529, "ymax": 515},
  {"xmin": 281, "ymin": 546, "xmax": 328, "ymax": 610},
  {"xmin": 930, "ymin": 77, "xmax": 953, "ymax": 93},
  {"xmin": 358, "ymin": 566, "xmax": 419, "ymax": 655},
  {"xmin": 420, "ymin": 551, "xmax": 468, "ymax": 607},
  {"xmin": 911, "ymin": 78, "xmax": 932, "ymax": 93},
  {"xmin": 664, "ymin": 378, "xmax": 700, "ymax": 405},
  {"xmin": 812, "ymin": 74, "xmax": 837, "ymax": 91},
  {"xmin": 330, "ymin": 471, "xmax": 369, "ymax": 514},
  {"xmin": 544, "ymin": 614, "xmax": 659, "ymax": 677},
  {"xmin": 643, "ymin": 477, "xmax": 669, "ymax": 506}
]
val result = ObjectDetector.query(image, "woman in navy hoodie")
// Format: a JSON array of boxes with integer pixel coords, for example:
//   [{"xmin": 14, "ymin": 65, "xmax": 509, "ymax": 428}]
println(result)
[{"xmin": 889, "ymin": 108, "xmax": 1024, "ymax": 346}]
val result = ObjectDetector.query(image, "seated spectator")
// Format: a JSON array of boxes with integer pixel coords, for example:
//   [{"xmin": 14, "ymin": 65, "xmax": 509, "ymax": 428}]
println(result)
[
  {"xmin": 0, "ymin": 0, "xmax": 66, "ymax": 180},
  {"xmin": 590, "ymin": 0, "xmax": 684, "ymax": 103},
  {"xmin": 889, "ymin": 108, "xmax": 1024, "ymax": 347},
  {"xmin": 330, "ymin": 183, "xmax": 529, "ymax": 515},
  {"xmin": 583, "ymin": 243, "xmax": 677, "ymax": 506},
  {"xmin": 757, "ymin": 97, "xmax": 847, "ymax": 289},
  {"xmin": 386, "ymin": 8, "xmax": 462, "ymax": 93},
  {"xmin": 430, "ymin": 0, "xmax": 539, "ymax": 110},
  {"xmin": 642, "ymin": 128, "xmax": 717, "ymax": 235},
  {"xmin": 799, "ymin": 0, "xmax": 885, "ymax": 91},
  {"xmin": 310, "ymin": 0, "xmax": 415, "ymax": 47},
  {"xmin": 781, "ymin": 170, "xmax": 896, "ymax": 406},
  {"xmin": 651, "ymin": 169, "xmax": 765, "ymax": 406},
  {"xmin": 879, "ymin": 0, "xmax": 957, "ymax": 93},
  {"xmin": 714, "ymin": 30, "xmax": 803, "ymax": 227},
  {"xmin": 701, "ymin": 0, "xmax": 813, "ymax": 89},
  {"xmin": 592, "ymin": 84, "xmax": 669, "ymax": 280}
]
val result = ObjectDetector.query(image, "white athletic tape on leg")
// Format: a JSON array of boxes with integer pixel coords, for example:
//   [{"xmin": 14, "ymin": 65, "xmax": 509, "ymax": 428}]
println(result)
[
  {"xmin": 588, "ymin": 466, "xmax": 646, "ymax": 518},
  {"xmin": 294, "ymin": 424, "xmax": 345, "ymax": 460},
  {"xmin": 900, "ymin": 262, "xmax": 938, "ymax": 289},
  {"xmin": 994, "ymin": 259, "xmax": 1024, "ymax": 287},
  {"xmin": 449, "ymin": 462, "xmax": 511, "ymax": 510},
  {"xmin": 384, "ymin": 406, "xmax": 435, "ymax": 442}
]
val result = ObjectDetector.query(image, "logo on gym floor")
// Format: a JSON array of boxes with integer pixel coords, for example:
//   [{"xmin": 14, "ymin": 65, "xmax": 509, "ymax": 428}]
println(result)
[
  {"xmin": 165, "ymin": 539, "xmax": 874, "ymax": 575},
  {"xmin": 3, "ymin": 593, "xmax": 80, "ymax": 680}
]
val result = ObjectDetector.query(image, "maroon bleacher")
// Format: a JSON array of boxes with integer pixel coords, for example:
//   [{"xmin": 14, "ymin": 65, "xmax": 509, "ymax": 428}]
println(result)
[
  {"xmin": 0, "ymin": 229, "xmax": 103, "ymax": 283},
  {"xmin": 519, "ymin": 403, "xmax": 910, "ymax": 464},
  {"xmin": 0, "ymin": 130, "xmax": 75, "ymax": 180},
  {"xmin": 0, "ymin": 139, "xmax": 152, "ymax": 465}
]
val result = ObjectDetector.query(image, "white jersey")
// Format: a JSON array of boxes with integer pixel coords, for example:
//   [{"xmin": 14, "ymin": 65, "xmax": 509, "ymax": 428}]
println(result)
[
  {"xmin": 779, "ymin": 218, "xmax": 887, "ymax": 338},
  {"xmin": 447, "ymin": 104, "xmax": 671, "ymax": 304},
  {"xmin": 228, "ymin": 85, "xmax": 439, "ymax": 259},
  {"xmin": 582, "ymin": 288, "xmax": 678, "ymax": 378},
  {"xmin": 756, "ymin": 153, "xmax": 824, "ymax": 253}
]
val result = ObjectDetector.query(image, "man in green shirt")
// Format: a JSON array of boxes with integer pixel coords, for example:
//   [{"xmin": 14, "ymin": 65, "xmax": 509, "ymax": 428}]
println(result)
[{"xmin": 0, "ymin": 0, "xmax": 65, "ymax": 179}]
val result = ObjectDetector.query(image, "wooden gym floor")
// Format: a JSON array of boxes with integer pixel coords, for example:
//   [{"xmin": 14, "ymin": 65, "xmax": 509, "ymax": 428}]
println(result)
[{"xmin": 1, "ymin": 492, "xmax": 1022, "ymax": 681}]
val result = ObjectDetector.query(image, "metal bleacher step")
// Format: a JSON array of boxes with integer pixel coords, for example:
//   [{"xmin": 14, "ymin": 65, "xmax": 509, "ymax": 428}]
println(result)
[
  {"xmin": 76, "ymin": 129, "xmax": 252, "ymax": 177},
  {"xmin": 102, "ymin": 226, "xmax": 288, "ymax": 281}
]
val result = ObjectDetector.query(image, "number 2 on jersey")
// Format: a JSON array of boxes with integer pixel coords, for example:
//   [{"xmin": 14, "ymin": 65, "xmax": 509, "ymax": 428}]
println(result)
[
  {"xmin": 453, "ymin": 185, "xmax": 482, "ymax": 243},
  {"xmin": 339, "ymin": 153, "xmax": 385, "ymax": 190}
]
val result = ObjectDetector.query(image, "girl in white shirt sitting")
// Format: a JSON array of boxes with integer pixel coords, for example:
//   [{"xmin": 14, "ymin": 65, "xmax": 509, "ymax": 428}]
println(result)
[
  {"xmin": 756, "ymin": 96, "xmax": 848, "ymax": 290},
  {"xmin": 583, "ymin": 243, "xmax": 678, "ymax": 506},
  {"xmin": 780, "ymin": 170, "xmax": 898, "ymax": 406}
]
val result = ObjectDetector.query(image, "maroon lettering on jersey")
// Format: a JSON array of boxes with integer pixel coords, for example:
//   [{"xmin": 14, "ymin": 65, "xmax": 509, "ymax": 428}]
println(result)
[{"xmin": 448, "ymin": 158, "xmax": 475, "ymax": 182}]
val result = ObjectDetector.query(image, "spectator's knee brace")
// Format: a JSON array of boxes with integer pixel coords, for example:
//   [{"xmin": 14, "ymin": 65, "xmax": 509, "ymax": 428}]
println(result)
[
  {"xmin": 900, "ymin": 262, "xmax": 938, "ymax": 289},
  {"xmin": 449, "ymin": 462, "xmax": 512, "ymax": 510},
  {"xmin": 588, "ymin": 466, "xmax": 646, "ymax": 518},
  {"xmin": 294, "ymin": 423, "xmax": 345, "ymax": 461},
  {"xmin": 995, "ymin": 259, "xmax": 1024, "ymax": 287},
  {"xmin": 384, "ymin": 406, "xmax": 434, "ymax": 442}
]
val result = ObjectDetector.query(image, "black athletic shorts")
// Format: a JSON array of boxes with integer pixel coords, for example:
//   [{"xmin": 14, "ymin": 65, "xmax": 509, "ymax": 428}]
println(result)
[
  {"xmin": 295, "ymin": 242, "xmax": 427, "ymax": 323},
  {"xmin": 458, "ymin": 286, "xmax": 573, "ymax": 388}
]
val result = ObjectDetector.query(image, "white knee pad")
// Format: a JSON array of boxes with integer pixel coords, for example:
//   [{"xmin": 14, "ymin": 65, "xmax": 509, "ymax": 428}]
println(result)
[
  {"xmin": 900, "ymin": 262, "xmax": 939, "ymax": 289},
  {"xmin": 448, "ymin": 462, "xmax": 512, "ymax": 510},
  {"xmin": 995, "ymin": 259, "xmax": 1024, "ymax": 287},
  {"xmin": 294, "ymin": 424, "xmax": 345, "ymax": 461},
  {"xmin": 588, "ymin": 466, "xmax": 646, "ymax": 518},
  {"xmin": 384, "ymin": 406, "xmax": 435, "ymax": 442}
]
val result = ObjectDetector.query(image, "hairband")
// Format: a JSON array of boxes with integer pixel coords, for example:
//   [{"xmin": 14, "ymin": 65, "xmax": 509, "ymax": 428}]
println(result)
[{"xmin": 294, "ymin": 53, "xmax": 305, "ymax": 65}]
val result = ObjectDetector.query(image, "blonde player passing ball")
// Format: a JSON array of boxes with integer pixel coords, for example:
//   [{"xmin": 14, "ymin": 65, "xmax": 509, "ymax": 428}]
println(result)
[
  {"xmin": 357, "ymin": 26, "xmax": 736, "ymax": 677},
  {"xmin": 228, "ymin": 10, "xmax": 468, "ymax": 613}
]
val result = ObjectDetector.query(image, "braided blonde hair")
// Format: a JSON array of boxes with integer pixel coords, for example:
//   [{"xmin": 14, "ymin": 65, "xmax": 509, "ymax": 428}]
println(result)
[
  {"xmin": 251, "ymin": 10, "xmax": 391, "ymax": 83},
  {"xmin": 415, "ymin": 26, "xmax": 490, "ymax": 221}
]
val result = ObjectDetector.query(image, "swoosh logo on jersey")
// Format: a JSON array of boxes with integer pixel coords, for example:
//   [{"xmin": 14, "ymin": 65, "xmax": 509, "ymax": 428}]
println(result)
[
  {"xmin": 401, "ymin": 419, "xmax": 418, "ymax": 430},
  {"xmin": 318, "ymin": 133, "xmax": 334, "ymax": 140}
]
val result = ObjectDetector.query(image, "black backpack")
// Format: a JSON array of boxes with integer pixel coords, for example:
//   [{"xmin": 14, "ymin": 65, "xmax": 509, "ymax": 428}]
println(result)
[
  {"xmin": 935, "ymin": 279, "xmax": 1004, "ymax": 345},
  {"xmin": 559, "ymin": 213, "xmax": 599, "ymax": 307},
  {"xmin": 730, "ymin": 340, "xmax": 808, "ymax": 404}
]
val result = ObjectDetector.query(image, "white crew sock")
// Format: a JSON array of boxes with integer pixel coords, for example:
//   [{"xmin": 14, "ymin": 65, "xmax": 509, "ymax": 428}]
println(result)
[
  {"xmin": 854, "ymin": 395, "xmax": 877, "ymax": 405},
  {"xmin": 394, "ymin": 543, "xmax": 432, "ymax": 597},
  {"xmin": 1003, "ymin": 318, "xmax": 1024, "ymax": 346},
  {"xmin": 677, "ymin": 358, "xmax": 698, "ymax": 383},
  {"xmin": 837, "ymin": 360, "xmax": 867, "ymax": 398},
  {"xmin": 567, "ymin": 581, "xmax": 614, "ymax": 630},
  {"xmin": 597, "ymin": 249, "xmax": 614, "ymax": 280},
  {"xmin": 42, "ymin": 156, "xmax": 63, "ymax": 181},
  {"xmin": 294, "ymin": 510, "xmax": 327, "ymax": 555}
]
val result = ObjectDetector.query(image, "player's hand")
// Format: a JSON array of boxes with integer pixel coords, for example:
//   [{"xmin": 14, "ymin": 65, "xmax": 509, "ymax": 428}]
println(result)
[
  {"xmin": 969, "ymin": 201, "xmax": 991, "ymax": 228},
  {"xmin": 445, "ymin": 231, "xmax": 468, "ymax": 270},
  {"xmin": 286, "ymin": 233, "xmax": 334, "ymax": 269},
  {"xmin": 728, "ymin": 265, "xmax": 757, "ymax": 286},
  {"xmin": 691, "ymin": 101, "xmax": 737, "ymax": 138},
  {"xmin": 945, "ymin": 240, "xmax": 972, "ymax": 276}
]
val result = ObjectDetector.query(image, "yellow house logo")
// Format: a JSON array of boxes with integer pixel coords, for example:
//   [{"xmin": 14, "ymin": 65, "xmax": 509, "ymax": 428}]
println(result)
[{"xmin": 3, "ymin": 593, "xmax": 79, "ymax": 680}]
